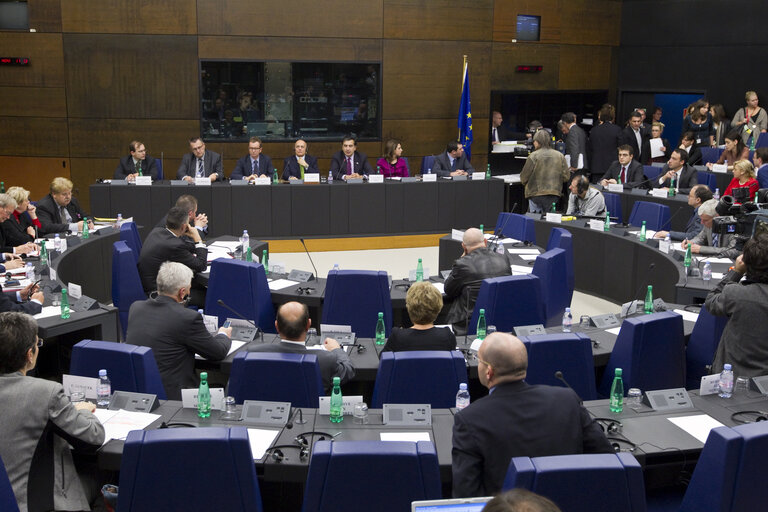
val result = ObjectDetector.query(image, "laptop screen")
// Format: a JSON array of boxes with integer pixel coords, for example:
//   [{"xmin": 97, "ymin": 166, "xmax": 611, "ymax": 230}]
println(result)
[{"xmin": 412, "ymin": 497, "xmax": 492, "ymax": 512}]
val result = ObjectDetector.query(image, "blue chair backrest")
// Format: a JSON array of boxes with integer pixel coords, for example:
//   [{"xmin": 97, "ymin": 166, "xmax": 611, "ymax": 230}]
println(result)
[
  {"xmin": 602, "ymin": 192, "xmax": 623, "ymax": 224},
  {"xmin": 494, "ymin": 212, "xmax": 536, "ymax": 244},
  {"xmin": 757, "ymin": 132, "xmax": 768, "ymax": 148},
  {"xmin": 228, "ymin": 351, "xmax": 323, "ymax": 407},
  {"xmin": 119, "ymin": 222, "xmax": 142, "ymax": 263},
  {"xmin": 302, "ymin": 440, "xmax": 441, "ymax": 512},
  {"xmin": 546, "ymin": 227, "xmax": 574, "ymax": 301},
  {"xmin": 521, "ymin": 333, "xmax": 597, "ymax": 401},
  {"xmin": 155, "ymin": 158, "xmax": 164, "ymax": 180},
  {"xmin": 400, "ymin": 156, "xmax": 410, "ymax": 176},
  {"xmin": 0, "ymin": 454, "xmax": 18, "ymax": 512},
  {"xmin": 205, "ymin": 259, "xmax": 276, "ymax": 334},
  {"xmin": 420, "ymin": 155, "xmax": 436, "ymax": 174},
  {"xmin": 70, "ymin": 339, "xmax": 166, "ymax": 399},
  {"xmin": 467, "ymin": 275, "xmax": 546, "ymax": 336},
  {"xmin": 118, "ymin": 427, "xmax": 262, "ymax": 512},
  {"xmin": 503, "ymin": 453, "xmax": 646, "ymax": 512},
  {"xmin": 111, "ymin": 241, "xmax": 147, "ymax": 339},
  {"xmin": 322, "ymin": 270, "xmax": 392, "ymax": 338},
  {"xmin": 643, "ymin": 165, "xmax": 658, "ymax": 181},
  {"xmin": 685, "ymin": 305, "xmax": 728, "ymax": 390},
  {"xmin": 701, "ymin": 147, "xmax": 724, "ymax": 165},
  {"xmin": 372, "ymin": 350, "xmax": 467, "ymax": 408},
  {"xmin": 628, "ymin": 201, "xmax": 671, "ymax": 231},
  {"xmin": 532, "ymin": 248, "xmax": 570, "ymax": 327},
  {"xmin": 599, "ymin": 311, "xmax": 685, "ymax": 396},
  {"xmin": 697, "ymin": 171, "xmax": 718, "ymax": 192}
]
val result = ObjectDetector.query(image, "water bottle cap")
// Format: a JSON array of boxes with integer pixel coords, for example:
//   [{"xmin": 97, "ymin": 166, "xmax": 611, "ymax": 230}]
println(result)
[
  {"xmin": 200, "ymin": 372, "xmax": 208, "ymax": 379},
  {"xmin": 243, "ymin": 230, "xmax": 248, "ymax": 234},
  {"xmin": 724, "ymin": 364, "xmax": 732, "ymax": 370},
  {"xmin": 99, "ymin": 369, "xmax": 107, "ymax": 377},
  {"xmin": 615, "ymin": 368, "xmax": 622, "ymax": 376},
  {"xmin": 333, "ymin": 376, "xmax": 340, "ymax": 385},
  {"xmin": 565, "ymin": 307, "xmax": 571, "ymax": 312},
  {"xmin": 459, "ymin": 383, "xmax": 468, "ymax": 390},
  {"xmin": 418, "ymin": 258, "xmax": 422, "ymax": 262},
  {"xmin": 479, "ymin": 308, "xmax": 485, "ymax": 314},
  {"xmin": 198, "ymin": 309, "xmax": 204, "ymax": 314},
  {"xmin": 378, "ymin": 312, "xmax": 383, "ymax": 318}
]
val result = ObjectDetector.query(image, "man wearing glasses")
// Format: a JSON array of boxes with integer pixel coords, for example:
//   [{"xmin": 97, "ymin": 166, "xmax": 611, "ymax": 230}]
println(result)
[
  {"xmin": 114, "ymin": 140, "xmax": 159, "ymax": 181},
  {"xmin": 36, "ymin": 177, "xmax": 93, "ymax": 236},
  {"xmin": 231, "ymin": 137, "xmax": 272, "ymax": 182},
  {"xmin": 451, "ymin": 332, "xmax": 612, "ymax": 498},
  {"xmin": 176, "ymin": 137, "xmax": 223, "ymax": 183}
]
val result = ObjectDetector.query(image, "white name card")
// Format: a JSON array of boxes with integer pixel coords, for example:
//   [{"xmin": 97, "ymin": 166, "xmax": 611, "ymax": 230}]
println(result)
[
  {"xmin": 68, "ymin": 282, "xmax": 82, "ymax": 299},
  {"xmin": 422, "ymin": 173, "xmax": 437, "ymax": 182},
  {"xmin": 588, "ymin": 219, "xmax": 604, "ymax": 231},
  {"xmin": 181, "ymin": 387, "xmax": 226, "ymax": 410},
  {"xmin": 650, "ymin": 188, "xmax": 668, "ymax": 198},
  {"xmin": 545, "ymin": 213, "xmax": 562, "ymax": 223},
  {"xmin": 469, "ymin": 337, "xmax": 484, "ymax": 352},
  {"xmin": 658, "ymin": 239, "xmax": 671, "ymax": 254},
  {"xmin": 253, "ymin": 177, "xmax": 271, "ymax": 186},
  {"xmin": 471, "ymin": 172, "xmax": 486, "ymax": 181},
  {"xmin": 134, "ymin": 176, "xmax": 152, "ymax": 186},
  {"xmin": 607, "ymin": 184, "xmax": 624, "ymax": 193},
  {"xmin": 62, "ymin": 374, "xmax": 99, "ymax": 399},
  {"xmin": 59, "ymin": 238, "xmax": 67, "ymax": 253},
  {"xmin": 49, "ymin": 267, "xmax": 57, "ymax": 281},
  {"xmin": 451, "ymin": 229, "xmax": 465, "ymax": 241},
  {"xmin": 368, "ymin": 174, "xmax": 384, "ymax": 184},
  {"xmin": 318, "ymin": 395, "xmax": 363, "ymax": 415},
  {"xmin": 304, "ymin": 173, "xmax": 320, "ymax": 183},
  {"xmin": 711, "ymin": 164, "xmax": 728, "ymax": 174},
  {"xmin": 194, "ymin": 177, "xmax": 211, "ymax": 186},
  {"xmin": 699, "ymin": 374, "xmax": 721, "ymax": 396}
]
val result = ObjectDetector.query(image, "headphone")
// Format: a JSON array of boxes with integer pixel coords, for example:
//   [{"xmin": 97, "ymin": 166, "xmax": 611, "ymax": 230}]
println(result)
[
  {"xmin": 731, "ymin": 410, "xmax": 768, "ymax": 424},
  {"xmin": 595, "ymin": 418, "xmax": 637, "ymax": 452},
  {"xmin": 296, "ymin": 286, "xmax": 315, "ymax": 295},
  {"xmin": 575, "ymin": 175, "xmax": 589, "ymax": 195}
]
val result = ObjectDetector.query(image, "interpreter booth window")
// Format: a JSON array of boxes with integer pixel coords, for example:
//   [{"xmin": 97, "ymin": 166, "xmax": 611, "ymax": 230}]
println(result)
[{"xmin": 200, "ymin": 60, "xmax": 380, "ymax": 142}]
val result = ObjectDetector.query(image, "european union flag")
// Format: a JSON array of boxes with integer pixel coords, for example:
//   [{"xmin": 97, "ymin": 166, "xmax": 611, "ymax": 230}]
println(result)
[{"xmin": 458, "ymin": 61, "xmax": 473, "ymax": 160}]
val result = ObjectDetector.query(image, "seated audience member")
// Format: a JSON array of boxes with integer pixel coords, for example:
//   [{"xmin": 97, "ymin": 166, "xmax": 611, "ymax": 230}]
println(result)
[
  {"xmin": 722, "ymin": 159, "xmax": 760, "ymax": 204},
  {"xmin": 440, "ymin": 228, "xmax": 511, "ymax": 334},
  {"xmin": 247, "ymin": 301, "xmax": 355, "ymax": 392},
  {"xmin": 711, "ymin": 104, "xmax": 731, "ymax": 146},
  {"xmin": 649, "ymin": 122, "xmax": 672, "ymax": 164},
  {"xmin": 114, "ymin": 140, "xmax": 159, "ymax": 180},
  {"xmin": 706, "ymin": 234, "xmax": 768, "ymax": 378},
  {"xmin": 2, "ymin": 187, "xmax": 41, "ymax": 246},
  {"xmin": 0, "ymin": 312, "xmax": 104, "ymax": 511},
  {"xmin": 137, "ymin": 206, "xmax": 207, "ymax": 294},
  {"xmin": 432, "ymin": 141, "xmax": 475, "ymax": 178},
  {"xmin": 0, "ymin": 195, "xmax": 34, "ymax": 271},
  {"xmin": 682, "ymin": 199, "xmax": 739, "ymax": 259},
  {"xmin": 231, "ymin": 136, "xmax": 272, "ymax": 182},
  {"xmin": 155, "ymin": 194, "xmax": 208, "ymax": 237},
  {"xmin": 282, "ymin": 139, "xmax": 319, "ymax": 180},
  {"xmin": 654, "ymin": 148, "xmax": 698, "ymax": 194},
  {"xmin": 753, "ymin": 147, "xmax": 768, "ymax": 189},
  {"xmin": 382, "ymin": 281, "xmax": 456, "ymax": 352},
  {"xmin": 376, "ymin": 139, "xmax": 410, "ymax": 178},
  {"xmin": 707, "ymin": 131, "xmax": 749, "ymax": 172},
  {"xmin": 126, "ymin": 262, "xmax": 231, "ymax": 400},
  {"xmin": 0, "ymin": 199, "xmax": 43, "ymax": 312},
  {"xmin": 482, "ymin": 489, "xmax": 562, "ymax": 512},
  {"xmin": 566, "ymin": 174, "xmax": 605, "ymax": 217},
  {"xmin": 36, "ymin": 177, "xmax": 93, "ymax": 235},
  {"xmin": 451, "ymin": 332, "xmax": 612, "ymax": 497},
  {"xmin": 176, "ymin": 137, "xmax": 223, "ymax": 182},
  {"xmin": 731, "ymin": 90, "xmax": 767, "ymax": 146},
  {"xmin": 521, "ymin": 130, "xmax": 570, "ymax": 213},
  {"xmin": 600, "ymin": 145, "xmax": 646, "ymax": 188},
  {"xmin": 329, "ymin": 135, "xmax": 374, "ymax": 181},
  {"xmin": 679, "ymin": 132, "xmax": 703, "ymax": 166},
  {"xmin": 655, "ymin": 184, "xmax": 713, "ymax": 241}
]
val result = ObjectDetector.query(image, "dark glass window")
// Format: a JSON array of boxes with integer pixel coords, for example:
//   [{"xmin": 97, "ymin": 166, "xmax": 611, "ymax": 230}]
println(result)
[
  {"xmin": 516, "ymin": 15, "xmax": 541, "ymax": 42},
  {"xmin": 0, "ymin": 1, "xmax": 29, "ymax": 30}
]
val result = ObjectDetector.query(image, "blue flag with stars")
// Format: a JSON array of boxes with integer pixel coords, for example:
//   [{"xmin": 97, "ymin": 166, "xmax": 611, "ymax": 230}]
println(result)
[{"xmin": 458, "ymin": 61, "xmax": 473, "ymax": 160}]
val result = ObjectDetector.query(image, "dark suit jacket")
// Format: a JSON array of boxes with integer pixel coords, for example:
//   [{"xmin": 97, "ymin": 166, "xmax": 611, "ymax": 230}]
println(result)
[
  {"xmin": 588, "ymin": 122, "xmax": 623, "ymax": 178},
  {"xmin": 176, "ymin": 150, "xmax": 223, "ymax": 181},
  {"xmin": 230, "ymin": 154, "xmax": 274, "ymax": 180},
  {"xmin": 0, "ymin": 288, "xmax": 42, "ymax": 314},
  {"xmin": 1, "ymin": 213, "xmax": 36, "ymax": 247},
  {"xmin": 654, "ymin": 164, "xmax": 698, "ymax": 194},
  {"xmin": 36, "ymin": 194, "xmax": 88, "ymax": 235},
  {"xmin": 126, "ymin": 295, "xmax": 231, "ymax": 400},
  {"xmin": 489, "ymin": 125, "xmax": 512, "ymax": 150},
  {"xmin": 452, "ymin": 380, "xmax": 613, "ymax": 497},
  {"xmin": 0, "ymin": 225, "xmax": 13, "ymax": 253},
  {"xmin": 685, "ymin": 146, "xmax": 703, "ymax": 166},
  {"xmin": 282, "ymin": 154, "xmax": 319, "ymax": 180},
  {"xmin": 329, "ymin": 150, "xmax": 374, "ymax": 180},
  {"xmin": 137, "ymin": 227, "xmax": 208, "ymax": 293},
  {"xmin": 443, "ymin": 248, "xmax": 511, "ymax": 327},
  {"xmin": 565, "ymin": 124, "xmax": 588, "ymax": 169},
  {"xmin": 431, "ymin": 152, "xmax": 476, "ymax": 178},
  {"xmin": 601, "ymin": 160, "xmax": 648, "ymax": 188},
  {"xmin": 621, "ymin": 126, "xmax": 649, "ymax": 164},
  {"xmin": 247, "ymin": 340, "xmax": 355, "ymax": 393},
  {"xmin": 669, "ymin": 208, "xmax": 703, "ymax": 241},
  {"xmin": 114, "ymin": 155, "xmax": 159, "ymax": 180}
]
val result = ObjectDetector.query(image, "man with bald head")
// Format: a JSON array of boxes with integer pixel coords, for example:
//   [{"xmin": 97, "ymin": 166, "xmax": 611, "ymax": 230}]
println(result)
[
  {"xmin": 451, "ymin": 333, "xmax": 612, "ymax": 498},
  {"xmin": 440, "ymin": 227, "xmax": 512, "ymax": 333},
  {"xmin": 247, "ymin": 301, "xmax": 354, "ymax": 392},
  {"xmin": 283, "ymin": 139, "xmax": 319, "ymax": 180}
]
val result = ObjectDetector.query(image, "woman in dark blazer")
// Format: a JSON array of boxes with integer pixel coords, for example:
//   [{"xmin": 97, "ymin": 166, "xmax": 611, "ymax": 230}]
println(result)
[
  {"xmin": 1, "ymin": 187, "xmax": 41, "ymax": 246},
  {"xmin": 382, "ymin": 281, "xmax": 456, "ymax": 352}
]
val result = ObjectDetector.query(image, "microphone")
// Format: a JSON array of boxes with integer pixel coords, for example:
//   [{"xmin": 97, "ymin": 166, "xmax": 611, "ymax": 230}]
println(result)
[
  {"xmin": 621, "ymin": 263, "xmax": 655, "ymax": 317},
  {"xmin": 487, "ymin": 205, "xmax": 517, "ymax": 252},
  {"xmin": 554, "ymin": 370, "xmax": 582, "ymax": 404},
  {"xmin": 216, "ymin": 299, "xmax": 258, "ymax": 329},
  {"xmin": 286, "ymin": 407, "xmax": 306, "ymax": 428},
  {"xmin": 299, "ymin": 238, "xmax": 319, "ymax": 281}
]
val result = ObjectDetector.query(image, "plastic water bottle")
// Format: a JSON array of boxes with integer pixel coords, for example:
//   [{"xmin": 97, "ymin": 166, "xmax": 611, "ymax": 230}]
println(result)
[
  {"xmin": 639, "ymin": 220, "xmax": 647, "ymax": 241},
  {"xmin": 609, "ymin": 368, "xmax": 624, "ymax": 413},
  {"xmin": 198, "ymin": 308, "xmax": 204, "ymax": 317},
  {"xmin": 718, "ymin": 364, "xmax": 734, "ymax": 398},
  {"xmin": 604, "ymin": 211, "xmax": 610, "ymax": 232},
  {"xmin": 40, "ymin": 242, "xmax": 48, "ymax": 267},
  {"xmin": 332, "ymin": 263, "xmax": 340, "ymax": 272},
  {"xmin": 25, "ymin": 262, "xmax": 35, "ymax": 282},
  {"xmin": 644, "ymin": 285, "xmax": 654, "ymax": 314},
  {"xmin": 97, "ymin": 369, "xmax": 111, "ymax": 408},
  {"xmin": 476, "ymin": 309, "xmax": 487, "ymax": 340},
  {"xmin": 262, "ymin": 249, "xmax": 268, "ymax": 275},
  {"xmin": 330, "ymin": 376, "xmax": 343, "ymax": 423},
  {"xmin": 496, "ymin": 239, "xmax": 505, "ymax": 255},
  {"xmin": 60, "ymin": 287, "xmax": 70, "ymax": 319},
  {"xmin": 240, "ymin": 229, "xmax": 249, "ymax": 258},
  {"xmin": 116, "ymin": 213, "xmax": 123, "ymax": 227},
  {"xmin": 415, "ymin": 258, "xmax": 424, "ymax": 281},
  {"xmin": 327, "ymin": 171, "xmax": 333, "ymax": 184},
  {"xmin": 562, "ymin": 307, "xmax": 572, "ymax": 332},
  {"xmin": 455, "ymin": 383, "xmax": 470, "ymax": 410},
  {"xmin": 702, "ymin": 262, "xmax": 712, "ymax": 281},
  {"xmin": 82, "ymin": 218, "xmax": 89, "ymax": 239},
  {"xmin": 54, "ymin": 233, "xmax": 61, "ymax": 251},
  {"xmin": 375, "ymin": 312, "xmax": 386, "ymax": 345},
  {"xmin": 198, "ymin": 372, "xmax": 211, "ymax": 418},
  {"xmin": 485, "ymin": 164, "xmax": 491, "ymax": 179},
  {"xmin": 713, "ymin": 188, "xmax": 720, "ymax": 201}
]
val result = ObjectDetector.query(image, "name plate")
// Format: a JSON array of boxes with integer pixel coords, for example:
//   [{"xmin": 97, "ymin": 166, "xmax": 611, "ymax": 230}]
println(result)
[
  {"xmin": 658, "ymin": 239, "xmax": 670, "ymax": 254},
  {"xmin": 452, "ymin": 175, "xmax": 468, "ymax": 181},
  {"xmin": 289, "ymin": 179, "xmax": 305, "ymax": 185},
  {"xmin": 134, "ymin": 176, "xmax": 152, "ymax": 186},
  {"xmin": 368, "ymin": 174, "xmax": 384, "ymax": 184},
  {"xmin": 194, "ymin": 177, "xmax": 211, "ymax": 186},
  {"xmin": 699, "ymin": 374, "xmax": 721, "ymax": 396},
  {"xmin": 304, "ymin": 173, "xmax": 320, "ymax": 183},
  {"xmin": 68, "ymin": 282, "xmax": 82, "ymax": 299},
  {"xmin": 711, "ymin": 164, "xmax": 728, "ymax": 173},
  {"xmin": 345, "ymin": 178, "xmax": 364, "ymax": 184},
  {"xmin": 607, "ymin": 183, "xmax": 624, "ymax": 193},
  {"xmin": 170, "ymin": 180, "xmax": 189, "ymax": 186},
  {"xmin": 588, "ymin": 219, "xmax": 604, "ymax": 231},
  {"xmin": 469, "ymin": 337, "xmax": 484, "ymax": 352},
  {"xmin": 545, "ymin": 213, "xmax": 562, "ymax": 223},
  {"xmin": 471, "ymin": 172, "xmax": 485, "ymax": 181},
  {"xmin": 318, "ymin": 395, "xmax": 363, "ymax": 415},
  {"xmin": 451, "ymin": 228, "xmax": 465, "ymax": 241},
  {"xmin": 422, "ymin": 173, "xmax": 437, "ymax": 182},
  {"xmin": 110, "ymin": 180, "xmax": 128, "ymax": 186},
  {"xmin": 649, "ymin": 188, "xmax": 666, "ymax": 198},
  {"xmin": 62, "ymin": 374, "xmax": 99, "ymax": 399},
  {"xmin": 181, "ymin": 387, "xmax": 226, "ymax": 410},
  {"xmin": 401, "ymin": 177, "xmax": 419, "ymax": 183},
  {"xmin": 49, "ymin": 267, "xmax": 57, "ymax": 280},
  {"xmin": 253, "ymin": 177, "xmax": 271, "ymax": 186}
]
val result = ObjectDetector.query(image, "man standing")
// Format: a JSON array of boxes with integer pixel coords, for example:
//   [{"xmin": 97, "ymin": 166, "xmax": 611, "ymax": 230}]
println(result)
[
  {"xmin": 114, "ymin": 140, "xmax": 159, "ymax": 180},
  {"xmin": 561, "ymin": 112, "xmax": 588, "ymax": 174},
  {"xmin": 621, "ymin": 111, "xmax": 649, "ymax": 164},
  {"xmin": 654, "ymin": 184, "xmax": 713, "ymax": 241},
  {"xmin": 654, "ymin": 148, "xmax": 698, "ymax": 195},
  {"xmin": 451, "ymin": 332, "xmax": 612, "ymax": 497},
  {"xmin": 231, "ymin": 137, "xmax": 272, "ymax": 182},
  {"xmin": 566, "ymin": 175, "xmax": 606, "ymax": 217},
  {"xmin": 283, "ymin": 139, "xmax": 319, "ymax": 180},
  {"xmin": 682, "ymin": 199, "xmax": 739, "ymax": 259},
  {"xmin": 248, "ymin": 301, "xmax": 355, "ymax": 392},
  {"xmin": 176, "ymin": 137, "xmax": 223, "ymax": 182},
  {"xmin": 753, "ymin": 147, "xmax": 768, "ymax": 189},
  {"xmin": 127, "ymin": 262, "xmax": 231, "ymax": 400},
  {"xmin": 36, "ymin": 177, "xmax": 93, "ymax": 235},
  {"xmin": 432, "ymin": 141, "xmax": 475, "ymax": 178},
  {"xmin": 329, "ymin": 135, "xmax": 374, "ymax": 181},
  {"xmin": 588, "ymin": 106, "xmax": 622, "ymax": 181},
  {"xmin": 600, "ymin": 145, "xmax": 647, "ymax": 189}
]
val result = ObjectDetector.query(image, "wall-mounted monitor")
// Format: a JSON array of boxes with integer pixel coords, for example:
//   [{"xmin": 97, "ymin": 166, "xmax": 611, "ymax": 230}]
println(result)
[{"xmin": 516, "ymin": 15, "xmax": 541, "ymax": 42}]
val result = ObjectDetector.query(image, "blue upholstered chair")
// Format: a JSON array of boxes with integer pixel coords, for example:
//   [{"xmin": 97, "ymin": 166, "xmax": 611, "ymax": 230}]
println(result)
[
  {"xmin": 494, "ymin": 212, "xmax": 536, "ymax": 244},
  {"xmin": 302, "ymin": 441, "xmax": 441, "ymax": 512},
  {"xmin": 685, "ymin": 305, "xmax": 728, "ymax": 390},
  {"xmin": 701, "ymin": 147, "xmax": 724, "ymax": 165},
  {"xmin": 602, "ymin": 192, "xmax": 623, "ymax": 224},
  {"xmin": 111, "ymin": 240, "xmax": 148, "ymax": 339},
  {"xmin": 118, "ymin": 427, "xmax": 263, "ymax": 512},
  {"xmin": 70, "ymin": 339, "xmax": 166, "ymax": 399},
  {"xmin": 371, "ymin": 350, "xmax": 467, "ymax": 408},
  {"xmin": 546, "ymin": 227, "xmax": 574, "ymax": 303},
  {"xmin": 599, "ymin": 311, "xmax": 685, "ymax": 396},
  {"xmin": 155, "ymin": 158, "xmax": 164, "ymax": 180},
  {"xmin": 521, "ymin": 333, "xmax": 597, "ymax": 401},
  {"xmin": 0, "ymin": 454, "xmax": 18, "ymax": 512},
  {"xmin": 503, "ymin": 453, "xmax": 646, "ymax": 512},
  {"xmin": 697, "ymin": 171, "xmax": 718, "ymax": 192},
  {"xmin": 228, "ymin": 352, "xmax": 323, "ymax": 407},
  {"xmin": 204, "ymin": 259, "xmax": 276, "ymax": 334},
  {"xmin": 628, "ymin": 201, "xmax": 671, "ymax": 231},
  {"xmin": 643, "ymin": 165, "xmax": 659, "ymax": 181},
  {"xmin": 420, "ymin": 155, "xmax": 436, "ymax": 174},
  {"xmin": 119, "ymin": 222, "xmax": 142, "ymax": 262},
  {"xmin": 322, "ymin": 270, "xmax": 392, "ymax": 338},
  {"xmin": 467, "ymin": 275, "xmax": 546, "ymax": 336},
  {"xmin": 532, "ymin": 248, "xmax": 570, "ymax": 327}
]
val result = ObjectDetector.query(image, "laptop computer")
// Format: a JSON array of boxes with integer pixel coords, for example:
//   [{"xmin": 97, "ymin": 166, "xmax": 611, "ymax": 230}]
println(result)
[{"xmin": 411, "ymin": 497, "xmax": 492, "ymax": 512}]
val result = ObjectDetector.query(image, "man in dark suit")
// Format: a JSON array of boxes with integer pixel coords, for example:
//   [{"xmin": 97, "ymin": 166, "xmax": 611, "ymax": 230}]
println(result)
[
  {"xmin": 621, "ymin": 111, "xmax": 649, "ymax": 164},
  {"xmin": 230, "ymin": 137, "xmax": 273, "ymax": 182},
  {"xmin": 679, "ymin": 132, "xmax": 703, "ymax": 166},
  {"xmin": 283, "ymin": 139, "xmax": 319, "ymax": 180},
  {"xmin": 176, "ymin": 137, "xmax": 223, "ymax": 182},
  {"xmin": 588, "ymin": 106, "xmax": 623, "ymax": 181},
  {"xmin": 126, "ymin": 261, "xmax": 231, "ymax": 400},
  {"xmin": 36, "ymin": 177, "xmax": 93, "ymax": 235},
  {"xmin": 654, "ymin": 148, "xmax": 698, "ymax": 195},
  {"xmin": 247, "ymin": 301, "xmax": 355, "ymax": 392},
  {"xmin": 561, "ymin": 112, "xmax": 588, "ymax": 174},
  {"xmin": 113, "ymin": 140, "xmax": 159, "ymax": 181},
  {"xmin": 154, "ymin": 194, "xmax": 208, "ymax": 239},
  {"xmin": 489, "ymin": 111, "xmax": 511, "ymax": 151},
  {"xmin": 329, "ymin": 135, "xmax": 374, "ymax": 181},
  {"xmin": 600, "ymin": 145, "xmax": 648, "ymax": 189},
  {"xmin": 137, "ymin": 206, "xmax": 208, "ymax": 294},
  {"xmin": 753, "ymin": 147, "xmax": 768, "ymax": 189},
  {"xmin": 654, "ymin": 184, "xmax": 713, "ymax": 241},
  {"xmin": 452, "ymin": 332, "xmax": 612, "ymax": 498},
  {"xmin": 432, "ymin": 141, "xmax": 475, "ymax": 178}
]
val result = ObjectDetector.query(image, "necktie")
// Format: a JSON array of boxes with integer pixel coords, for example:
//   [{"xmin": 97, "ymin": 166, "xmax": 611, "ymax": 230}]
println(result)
[
  {"xmin": 493, "ymin": 128, "xmax": 498, "ymax": 142},
  {"xmin": 300, "ymin": 164, "xmax": 305, "ymax": 180},
  {"xmin": 251, "ymin": 159, "xmax": 256, "ymax": 173},
  {"xmin": 620, "ymin": 166, "xmax": 626, "ymax": 182},
  {"xmin": 346, "ymin": 157, "xmax": 352, "ymax": 175},
  {"xmin": 60, "ymin": 205, "xmax": 68, "ymax": 223},
  {"xmin": 196, "ymin": 158, "xmax": 203, "ymax": 177},
  {"xmin": 135, "ymin": 161, "xmax": 141, "ymax": 176},
  {"xmin": 452, "ymin": 158, "xmax": 458, "ymax": 171},
  {"xmin": 712, "ymin": 233, "xmax": 720, "ymax": 248}
]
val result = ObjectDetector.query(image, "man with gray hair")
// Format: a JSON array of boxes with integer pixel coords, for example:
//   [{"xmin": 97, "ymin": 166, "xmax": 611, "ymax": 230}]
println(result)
[
  {"xmin": 451, "ymin": 332, "xmax": 612, "ymax": 497},
  {"xmin": 520, "ymin": 130, "xmax": 570, "ymax": 213},
  {"xmin": 682, "ymin": 198, "xmax": 739, "ymax": 259},
  {"xmin": 0, "ymin": 193, "xmax": 37, "ymax": 256},
  {"xmin": 126, "ymin": 261, "xmax": 232, "ymax": 400}
]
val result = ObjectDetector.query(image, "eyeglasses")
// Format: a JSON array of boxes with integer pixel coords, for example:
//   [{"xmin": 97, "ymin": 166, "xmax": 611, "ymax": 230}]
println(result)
[
  {"xmin": 35, "ymin": 336, "xmax": 43, "ymax": 349},
  {"xmin": 477, "ymin": 358, "xmax": 491, "ymax": 370}
]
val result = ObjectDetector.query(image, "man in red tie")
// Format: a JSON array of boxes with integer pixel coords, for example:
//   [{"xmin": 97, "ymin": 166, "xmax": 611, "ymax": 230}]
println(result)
[
  {"xmin": 329, "ymin": 135, "xmax": 373, "ymax": 181},
  {"xmin": 599, "ymin": 145, "xmax": 647, "ymax": 189}
]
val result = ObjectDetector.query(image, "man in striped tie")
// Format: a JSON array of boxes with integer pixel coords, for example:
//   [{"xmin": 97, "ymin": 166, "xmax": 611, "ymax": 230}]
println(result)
[{"xmin": 176, "ymin": 137, "xmax": 223, "ymax": 183}]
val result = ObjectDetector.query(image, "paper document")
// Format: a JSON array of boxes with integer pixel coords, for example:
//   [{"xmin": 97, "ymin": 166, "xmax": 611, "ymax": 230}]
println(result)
[
  {"xmin": 208, "ymin": 241, "xmax": 242, "ymax": 251},
  {"xmin": 518, "ymin": 254, "xmax": 538, "ymax": 261},
  {"xmin": 510, "ymin": 265, "xmax": 533, "ymax": 275},
  {"xmin": 34, "ymin": 306, "xmax": 62, "ymax": 320},
  {"xmin": 507, "ymin": 248, "xmax": 539, "ymax": 255},
  {"xmin": 431, "ymin": 282, "xmax": 445, "ymax": 294},
  {"xmin": 94, "ymin": 409, "xmax": 161, "ymax": 444},
  {"xmin": 673, "ymin": 309, "xmax": 700, "ymax": 323},
  {"xmin": 668, "ymin": 414, "xmax": 725, "ymax": 443},
  {"xmin": 650, "ymin": 138, "xmax": 665, "ymax": 158},
  {"xmin": 703, "ymin": 257, "xmax": 733, "ymax": 264},
  {"xmin": 605, "ymin": 327, "xmax": 622, "ymax": 336},
  {"xmin": 195, "ymin": 339, "xmax": 246, "ymax": 360},
  {"xmin": 380, "ymin": 432, "xmax": 431, "ymax": 442},
  {"xmin": 267, "ymin": 279, "xmax": 298, "ymax": 291},
  {"xmin": 247, "ymin": 429, "xmax": 281, "ymax": 460}
]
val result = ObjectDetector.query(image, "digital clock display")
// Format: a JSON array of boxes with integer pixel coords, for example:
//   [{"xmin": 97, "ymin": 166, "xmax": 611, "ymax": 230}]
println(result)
[{"xmin": 0, "ymin": 57, "xmax": 30, "ymax": 66}]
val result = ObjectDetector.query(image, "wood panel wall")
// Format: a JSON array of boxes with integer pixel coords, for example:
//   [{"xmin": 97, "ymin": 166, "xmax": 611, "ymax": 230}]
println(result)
[{"xmin": 0, "ymin": 0, "xmax": 621, "ymax": 209}]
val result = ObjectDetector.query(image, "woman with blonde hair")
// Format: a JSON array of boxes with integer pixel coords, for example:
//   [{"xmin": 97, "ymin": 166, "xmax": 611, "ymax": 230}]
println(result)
[
  {"xmin": 732, "ymin": 91, "xmax": 767, "ymax": 146},
  {"xmin": 723, "ymin": 159, "xmax": 760, "ymax": 204},
  {"xmin": 382, "ymin": 281, "xmax": 456, "ymax": 352},
  {"xmin": 2, "ymin": 186, "xmax": 41, "ymax": 246}
]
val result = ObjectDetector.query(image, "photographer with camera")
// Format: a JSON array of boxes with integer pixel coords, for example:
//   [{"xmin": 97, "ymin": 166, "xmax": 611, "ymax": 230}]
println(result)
[{"xmin": 682, "ymin": 198, "xmax": 740, "ymax": 259}]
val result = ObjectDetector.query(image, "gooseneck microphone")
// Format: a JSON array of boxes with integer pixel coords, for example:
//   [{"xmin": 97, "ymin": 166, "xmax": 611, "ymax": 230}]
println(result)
[
  {"xmin": 554, "ymin": 370, "xmax": 581, "ymax": 404},
  {"xmin": 299, "ymin": 238, "xmax": 319, "ymax": 281}
]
